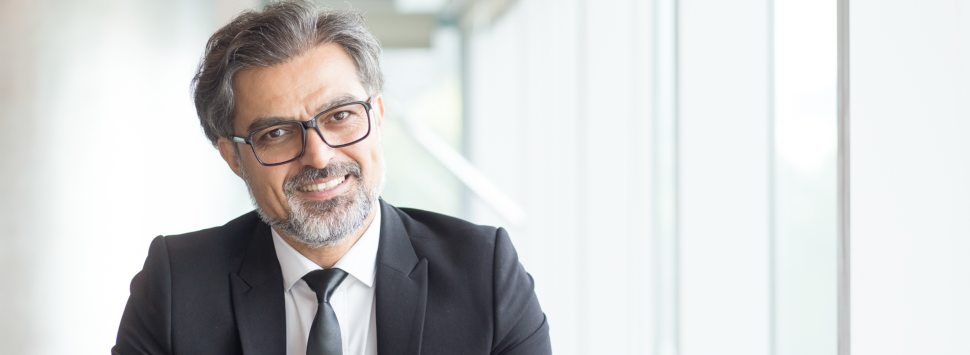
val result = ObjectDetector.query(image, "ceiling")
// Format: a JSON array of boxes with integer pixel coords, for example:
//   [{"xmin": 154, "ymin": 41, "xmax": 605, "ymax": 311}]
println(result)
[{"xmin": 311, "ymin": 0, "xmax": 515, "ymax": 48}]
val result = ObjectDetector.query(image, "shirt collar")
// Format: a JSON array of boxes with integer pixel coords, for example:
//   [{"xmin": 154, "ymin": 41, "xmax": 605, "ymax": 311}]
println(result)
[{"xmin": 271, "ymin": 205, "xmax": 381, "ymax": 291}]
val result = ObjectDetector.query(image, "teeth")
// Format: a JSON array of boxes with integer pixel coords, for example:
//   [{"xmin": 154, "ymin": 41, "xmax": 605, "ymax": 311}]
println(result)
[{"xmin": 299, "ymin": 176, "xmax": 346, "ymax": 192}]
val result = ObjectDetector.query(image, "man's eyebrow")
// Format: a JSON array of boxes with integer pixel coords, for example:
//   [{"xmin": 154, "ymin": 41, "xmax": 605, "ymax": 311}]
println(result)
[
  {"xmin": 245, "ymin": 116, "xmax": 293, "ymax": 135},
  {"xmin": 313, "ymin": 93, "xmax": 366, "ymax": 113},
  {"xmin": 243, "ymin": 94, "xmax": 366, "ymax": 134}
]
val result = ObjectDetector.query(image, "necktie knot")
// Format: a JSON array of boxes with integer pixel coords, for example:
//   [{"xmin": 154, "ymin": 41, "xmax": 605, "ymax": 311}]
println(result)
[{"xmin": 302, "ymin": 268, "xmax": 348, "ymax": 304}]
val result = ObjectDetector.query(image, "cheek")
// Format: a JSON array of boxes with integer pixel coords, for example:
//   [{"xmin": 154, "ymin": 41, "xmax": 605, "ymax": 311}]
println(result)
[
  {"xmin": 358, "ymin": 143, "xmax": 384, "ymax": 180},
  {"xmin": 243, "ymin": 163, "xmax": 292, "ymax": 211}
]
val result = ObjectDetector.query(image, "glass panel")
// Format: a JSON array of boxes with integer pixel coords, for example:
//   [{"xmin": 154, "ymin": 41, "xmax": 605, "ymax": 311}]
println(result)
[
  {"xmin": 380, "ymin": 27, "xmax": 464, "ymax": 218},
  {"xmin": 773, "ymin": 0, "xmax": 838, "ymax": 354},
  {"xmin": 679, "ymin": 0, "xmax": 772, "ymax": 353}
]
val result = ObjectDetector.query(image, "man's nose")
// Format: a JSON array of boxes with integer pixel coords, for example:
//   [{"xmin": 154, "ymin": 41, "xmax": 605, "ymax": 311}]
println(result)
[{"xmin": 298, "ymin": 127, "xmax": 336, "ymax": 169}]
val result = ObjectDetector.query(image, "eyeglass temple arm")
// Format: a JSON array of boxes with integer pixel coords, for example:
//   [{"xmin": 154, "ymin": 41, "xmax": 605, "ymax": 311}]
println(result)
[{"xmin": 232, "ymin": 137, "xmax": 248, "ymax": 144}]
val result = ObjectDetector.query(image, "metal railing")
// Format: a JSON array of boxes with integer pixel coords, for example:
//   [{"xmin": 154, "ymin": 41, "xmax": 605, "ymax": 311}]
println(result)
[{"xmin": 395, "ymin": 111, "xmax": 528, "ymax": 227}]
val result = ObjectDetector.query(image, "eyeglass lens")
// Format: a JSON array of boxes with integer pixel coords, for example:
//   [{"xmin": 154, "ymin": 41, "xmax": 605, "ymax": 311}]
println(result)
[{"xmin": 250, "ymin": 102, "xmax": 369, "ymax": 164}]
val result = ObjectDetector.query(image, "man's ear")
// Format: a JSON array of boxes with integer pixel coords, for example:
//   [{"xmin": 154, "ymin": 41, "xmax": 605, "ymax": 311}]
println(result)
[
  {"xmin": 373, "ymin": 94, "xmax": 385, "ymax": 129},
  {"xmin": 217, "ymin": 138, "xmax": 244, "ymax": 178}
]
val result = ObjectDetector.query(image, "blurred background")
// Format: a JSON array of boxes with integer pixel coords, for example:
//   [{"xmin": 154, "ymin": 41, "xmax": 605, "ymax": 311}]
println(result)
[{"xmin": 0, "ymin": 0, "xmax": 968, "ymax": 354}]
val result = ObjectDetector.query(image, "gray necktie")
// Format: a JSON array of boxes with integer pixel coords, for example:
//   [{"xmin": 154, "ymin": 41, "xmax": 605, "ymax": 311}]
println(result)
[{"xmin": 302, "ymin": 268, "xmax": 348, "ymax": 355}]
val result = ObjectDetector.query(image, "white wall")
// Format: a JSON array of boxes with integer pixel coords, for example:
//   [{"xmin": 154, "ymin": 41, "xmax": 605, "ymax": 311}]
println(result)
[
  {"xmin": 0, "ymin": 0, "xmax": 260, "ymax": 353},
  {"xmin": 851, "ymin": 1, "xmax": 970, "ymax": 354}
]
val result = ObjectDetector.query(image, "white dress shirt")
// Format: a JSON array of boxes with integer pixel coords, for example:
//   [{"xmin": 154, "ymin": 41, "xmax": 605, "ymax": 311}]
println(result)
[{"xmin": 271, "ymin": 208, "xmax": 381, "ymax": 355}]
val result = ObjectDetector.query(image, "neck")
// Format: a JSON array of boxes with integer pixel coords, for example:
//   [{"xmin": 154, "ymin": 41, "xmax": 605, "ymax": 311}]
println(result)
[{"xmin": 276, "ymin": 205, "xmax": 378, "ymax": 269}]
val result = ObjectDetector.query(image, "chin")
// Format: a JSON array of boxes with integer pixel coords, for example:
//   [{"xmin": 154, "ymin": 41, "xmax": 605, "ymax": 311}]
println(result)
[{"xmin": 256, "ymin": 180, "xmax": 376, "ymax": 249}]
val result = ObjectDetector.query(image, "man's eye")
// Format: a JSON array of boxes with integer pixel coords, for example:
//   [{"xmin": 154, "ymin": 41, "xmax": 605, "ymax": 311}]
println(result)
[
  {"xmin": 333, "ymin": 111, "xmax": 349, "ymax": 121},
  {"xmin": 266, "ymin": 128, "xmax": 286, "ymax": 139}
]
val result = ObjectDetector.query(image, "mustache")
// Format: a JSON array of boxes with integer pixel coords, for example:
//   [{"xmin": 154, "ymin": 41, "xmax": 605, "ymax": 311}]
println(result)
[{"xmin": 283, "ymin": 161, "xmax": 363, "ymax": 194}]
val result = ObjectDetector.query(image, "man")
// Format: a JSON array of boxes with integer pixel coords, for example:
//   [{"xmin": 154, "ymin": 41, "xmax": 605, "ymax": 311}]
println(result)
[{"xmin": 112, "ymin": 1, "xmax": 550, "ymax": 354}]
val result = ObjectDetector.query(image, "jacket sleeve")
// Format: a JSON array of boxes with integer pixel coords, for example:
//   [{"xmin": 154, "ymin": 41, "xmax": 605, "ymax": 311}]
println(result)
[
  {"xmin": 490, "ymin": 227, "xmax": 552, "ymax": 355},
  {"xmin": 113, "ymin": 236, "xmax": 173, "ymax": 355}
]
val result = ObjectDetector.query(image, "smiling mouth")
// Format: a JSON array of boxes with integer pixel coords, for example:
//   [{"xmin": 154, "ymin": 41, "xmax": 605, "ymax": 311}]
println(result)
[{"xmin": 298, "ymin": 175, "xmax": 347, "ymax": 192}]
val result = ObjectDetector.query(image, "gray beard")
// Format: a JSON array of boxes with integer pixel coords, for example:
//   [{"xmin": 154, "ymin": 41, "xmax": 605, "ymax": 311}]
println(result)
[{"xmin": 242, "ymin": 160, "xmax": 384, "ymax": 249}]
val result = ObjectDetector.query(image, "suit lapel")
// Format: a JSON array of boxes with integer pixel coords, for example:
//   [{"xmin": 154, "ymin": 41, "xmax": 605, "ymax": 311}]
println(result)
[
  {"xmin": 230, "ymin": 221, "xmax": 287, "ymax": 355},
  {"xmin": 375, "ymin": 200, "xmax": 428, "ymax": 355}
]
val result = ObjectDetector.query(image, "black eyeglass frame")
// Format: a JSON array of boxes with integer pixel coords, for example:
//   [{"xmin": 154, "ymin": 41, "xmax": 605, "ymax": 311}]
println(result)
[{"xmin": 230, "ymin": 99, "xmax": 373, "ymax": 166}]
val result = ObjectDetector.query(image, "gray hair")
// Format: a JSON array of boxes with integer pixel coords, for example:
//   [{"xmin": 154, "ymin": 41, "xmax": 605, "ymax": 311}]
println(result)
[{"xmin": 191, "ymin": 0, "xmax": 384, "ymax": 147}]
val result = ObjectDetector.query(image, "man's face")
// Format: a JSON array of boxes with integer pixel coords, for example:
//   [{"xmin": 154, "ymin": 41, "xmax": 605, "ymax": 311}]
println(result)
[{"xmin": 217, "ymin": 43, "xmax": 385, "ymax": 247}]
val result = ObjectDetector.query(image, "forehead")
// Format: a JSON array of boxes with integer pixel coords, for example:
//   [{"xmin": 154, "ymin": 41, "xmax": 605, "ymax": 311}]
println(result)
[{"xmin": 232, "ymin": 43, "xmax": 365, "ymax": 128}]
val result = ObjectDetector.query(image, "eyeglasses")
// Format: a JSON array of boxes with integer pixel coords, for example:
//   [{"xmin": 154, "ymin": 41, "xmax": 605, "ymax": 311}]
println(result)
[{"xmin": 231, "ymin": 98, "xmax": 373, "ymax": 166}]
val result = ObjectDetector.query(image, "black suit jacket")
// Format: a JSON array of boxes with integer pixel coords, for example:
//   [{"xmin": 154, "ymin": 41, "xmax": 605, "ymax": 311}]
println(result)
[{"xmin": 113, "ymin": 200, "xmax": 550, "ymax": 355}]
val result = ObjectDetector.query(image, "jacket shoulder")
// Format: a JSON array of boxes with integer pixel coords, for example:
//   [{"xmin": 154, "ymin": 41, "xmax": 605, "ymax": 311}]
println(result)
[
  {"xmin": 162, "ymin": 210, "xmax": 261, "ymax": 266},
  {"xmin": 395, "ymin": 207, "xmax": 499, "ymax": 240},
  {"xmin": 386, "ymin": 206, "xmax": 551, "ymax": 354},
  {"xmin": 394, "ymin": 207, "xmax": 501, "ymax": 252},
  {"xmin": 115, "ymin": 211, "xmax": 259, "ymax": 355}
]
